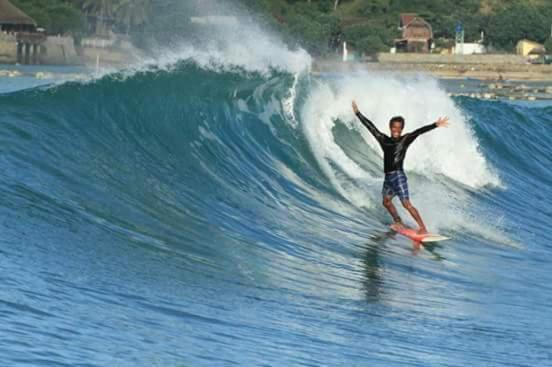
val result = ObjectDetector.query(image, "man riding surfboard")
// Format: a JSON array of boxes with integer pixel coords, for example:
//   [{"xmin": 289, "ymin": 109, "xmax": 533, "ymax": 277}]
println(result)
[{"xmin": 352, "ymin": 100, "xmax": 449, "ymax": 234}]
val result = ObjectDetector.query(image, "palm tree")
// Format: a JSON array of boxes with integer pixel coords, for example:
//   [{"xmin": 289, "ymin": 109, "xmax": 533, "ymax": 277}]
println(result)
[
  {"xmin": 77, "ymin": 0, "xmax": 118, "ymax": 36},
  {"xmin": 114, "ymin": 0, "xmax": 152, "ymax": 34}
]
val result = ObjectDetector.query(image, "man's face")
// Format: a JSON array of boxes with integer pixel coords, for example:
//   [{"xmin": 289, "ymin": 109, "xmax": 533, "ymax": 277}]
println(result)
[{"xmin": 390, "ymin": 121, "xmax": 404, "ymax": 138}]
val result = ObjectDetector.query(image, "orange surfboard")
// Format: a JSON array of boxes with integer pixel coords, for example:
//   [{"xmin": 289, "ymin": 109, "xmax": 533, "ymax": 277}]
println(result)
[{"xmin": 390, "ymin": 224, "xmax": 450, "ymax": 243}]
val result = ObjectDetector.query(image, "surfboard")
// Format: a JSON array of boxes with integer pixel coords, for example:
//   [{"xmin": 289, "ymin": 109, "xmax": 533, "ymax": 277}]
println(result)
[{"xmin": 390, "ymin": 224, "xmax": 450, "ymax": 243}]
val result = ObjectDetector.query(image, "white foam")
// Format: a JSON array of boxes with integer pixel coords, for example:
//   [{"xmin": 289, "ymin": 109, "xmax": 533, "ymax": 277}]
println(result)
[
  {"xmin": 301, "ymin": 82, "xmax": 377, "ymax": 207},
  {"xmin": 282, "ymin": 74, "xmax": 301, "ymax": 128},
  {"xmin": 72, "ymin": 1, "xmax": 312, "ymax": 84},
  {"xmin": 300, "ymin": 73, "xmax": 511, "ymax": 241},
  {"xmin": 152, "ymin": 33, "xmax": 311, "ymax": 75},
  {"xmin": 125, "ymin": 5, "xmax": 312, "ymax": 76},
  {"xmin": 302, "ymin": 73, "xmax": 500, "ymax": 191}
]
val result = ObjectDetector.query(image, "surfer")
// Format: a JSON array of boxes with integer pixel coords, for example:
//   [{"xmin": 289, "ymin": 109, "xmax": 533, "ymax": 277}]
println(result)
[{"xmin": 352, "ymin": 100, "xmax": 449, "ymax": 234}]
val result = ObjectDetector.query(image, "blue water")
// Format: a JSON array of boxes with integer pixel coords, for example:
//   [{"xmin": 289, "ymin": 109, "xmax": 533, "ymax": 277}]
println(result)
[
  {"xmin": 0, "ymin": 64, "xmax": 88, "ymax": 94},
  {"xmin": 1, "ymin": 62, "xmax": 551, "ymax": 366}
]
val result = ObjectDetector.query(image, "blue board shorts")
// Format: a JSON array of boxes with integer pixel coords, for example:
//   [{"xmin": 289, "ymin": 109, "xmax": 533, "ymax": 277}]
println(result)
[{"xmin": 382, "ymin": 170, "xmax": 409, "ymax": 201}]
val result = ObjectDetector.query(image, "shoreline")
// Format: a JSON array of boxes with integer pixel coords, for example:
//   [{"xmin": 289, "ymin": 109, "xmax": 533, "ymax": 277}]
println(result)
[
  {"xmin": 312, "ymin": 59, "xmax": 552, "ymax": 82},
  {"xmin": 312, "ymin": 59, "xmax": 552, "ymax": 101}
]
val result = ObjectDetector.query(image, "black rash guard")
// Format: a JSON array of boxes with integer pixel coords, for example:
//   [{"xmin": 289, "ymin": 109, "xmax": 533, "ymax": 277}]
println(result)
[{"xmin": 355, "ymin": 112, "xmax": 437, "ymax": 173}]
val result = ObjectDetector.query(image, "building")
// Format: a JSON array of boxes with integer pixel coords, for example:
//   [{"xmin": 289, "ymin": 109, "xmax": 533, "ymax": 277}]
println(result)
[
  {"xmin": 394, "ymin": 13, "xmax": 433, "ymax": 53},
  {"xmin": 453, "ymin": 31, "xmax": 486, "ymax": 55},
  {"xmin": 454, "ymin": 43, "xmax": 487, "ymax": 55},
  {"xmin": 0, "ymin": 0, "xmax": 36, "ymax": 33},
  {"xmin": 516, "ymin": 39, "xmax": 544, "ymax": 57},
  {"xmin": 0, "ymin": 0, "xmax": 46, "ymax": 64}
]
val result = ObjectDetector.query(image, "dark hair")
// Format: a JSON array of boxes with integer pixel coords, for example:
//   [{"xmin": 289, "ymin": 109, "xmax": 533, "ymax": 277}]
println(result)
[{"xmin": 389, "ymin": 116, "xmax": 405, "ymax": 128}]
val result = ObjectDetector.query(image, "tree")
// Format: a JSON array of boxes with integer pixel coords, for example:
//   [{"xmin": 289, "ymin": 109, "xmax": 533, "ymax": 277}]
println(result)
[
  {"xmin": 485, "ymin": 2, "xmax": 548, "ymax": 50},
  {"xmin": 114, "ymin": 0, "xmax": 152, "ymax": 34},
  {"xmin": 47, "ymin": 3, "xmax": 84, "ymax": 35},
  {"xmin": 77, "ymin": 0, "xmax": 117, "ymax": 36},
  {"xmin": 545, "ymin": 38, "xmax": 552, "ymax": 55},
  {"xmin": 11, "ymin": 0, "xmax": 84, "ymax": 35},
  {"xmin": 281, "ymin": 2, "xmax": 340, "ymax": 55},
  {"xmin": 343, "ymin": 23, "xmax": 391, "ymax": 54}
]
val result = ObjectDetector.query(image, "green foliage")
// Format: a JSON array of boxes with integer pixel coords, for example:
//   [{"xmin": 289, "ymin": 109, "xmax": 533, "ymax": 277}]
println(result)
[
  {"xmin": 343, "ymin": 23, "xmax": 391, "ymax": 54},
  {"xmin": 11, "ymin": 0, "xmax": 153, "ymax": 37},
  {"xmin": 46, "ymin": 3, "xmax": 84, "ymax": 35},
  {"xmin": 433, "ymin": 37, "xmax": 454, "ymax": 50},
  {"xmin": 113, "ymin": 0, "xmax": 152, "ymax": 34},
  {"xmin": 485, "ymin": 2, "xmax": 550, "ymax": 51},
  {"xmin": 252, "ymin": 0, "xmax": 552, "ymax": 55},
  {"xmin": 11, "ymin": 0, "xmax": 85, "ymax": 35},
  {"xmin": 280, "ymin": 2, "xmax": 341, "ymax": 55},
  {"xmin": 545, "ymin": 38, "xmax": 552, "ymax": 55},
  {"xmin": 9, "ymin": 0, "xmax": 552, "ymax": 54}
]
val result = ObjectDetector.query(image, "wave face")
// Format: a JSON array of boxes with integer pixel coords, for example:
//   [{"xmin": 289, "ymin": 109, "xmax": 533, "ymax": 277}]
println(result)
[{"xmin": 1, "ymin": 60, "xmax": 551, "ymax": 366}]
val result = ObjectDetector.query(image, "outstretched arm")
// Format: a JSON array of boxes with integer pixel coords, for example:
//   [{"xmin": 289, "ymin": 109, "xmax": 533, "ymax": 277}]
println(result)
[
  {"xmin": 352, "ymin": 100, "xmax": 385, "ymax": 142},
  {"xmin": 405, "ymin": 117, "xmax": 449, "ymax": 144}
]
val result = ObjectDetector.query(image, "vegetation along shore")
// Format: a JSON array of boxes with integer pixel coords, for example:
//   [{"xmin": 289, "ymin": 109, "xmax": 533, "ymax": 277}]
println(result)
[{"xmin": 2, "ymin": 0, "xmax": 552, "ymax": 85}]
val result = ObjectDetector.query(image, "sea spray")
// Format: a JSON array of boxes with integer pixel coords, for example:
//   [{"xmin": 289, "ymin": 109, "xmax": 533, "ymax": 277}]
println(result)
[
  {"xmin": 302, "ymin": 73, "xmax": 500, "ymax": 190},
  {"xmin": 300, "ymin": 72, "xmax": 510, "ymax": 239}
]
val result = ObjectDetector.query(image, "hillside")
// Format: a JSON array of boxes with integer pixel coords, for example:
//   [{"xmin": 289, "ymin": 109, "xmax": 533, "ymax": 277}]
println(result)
[
  {"xmin": 247, "ymin": 0, "xmax": 552, "ymax": 56},
  {"xmin": 7, "ymin": 0, "xmax": 552, "ymax": 57}
]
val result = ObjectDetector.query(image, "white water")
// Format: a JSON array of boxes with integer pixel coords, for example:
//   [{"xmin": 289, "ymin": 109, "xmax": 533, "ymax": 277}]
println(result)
[
  {"xmin": 142, "ymin": 0, "xmax": 312, "ymax": 75},
  {"xmin": 155, "ymin": 35, "xmax": 311, "ymax": 75},
  {"xmin": 61, "ymin": 0, "xmax": 510, "ymax": 243},
  {"xmin": 87, "ymin": 0, "xmax": 312, "ymax": 82},
  {"xmin": 302, "ymin": 73, "xmax": 500, "ymax": 190},
  {"xmin": 301, "ymin": 72, "xmax": 508, "ymax": 240}
]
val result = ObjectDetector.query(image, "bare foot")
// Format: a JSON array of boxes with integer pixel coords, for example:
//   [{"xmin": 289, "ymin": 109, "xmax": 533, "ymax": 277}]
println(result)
[
  {"xmin": 391, "ymin": 221, "xmax": 405, "ymax": 230},
  {"xmin": 417, "ymin": 227, "xmax": 428, "ymax": 235}
]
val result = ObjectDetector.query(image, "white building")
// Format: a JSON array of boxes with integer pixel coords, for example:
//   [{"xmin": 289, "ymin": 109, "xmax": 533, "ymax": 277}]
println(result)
[{"xmin": 454, "ymin": 43, "xmax": 486, "ymax": 55}]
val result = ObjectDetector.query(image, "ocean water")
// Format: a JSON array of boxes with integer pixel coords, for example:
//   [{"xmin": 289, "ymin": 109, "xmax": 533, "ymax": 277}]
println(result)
[
  {"xmin": 0, "ymin": 65, "xmax": 88, "ymax": 94},
  {"xmin": 1, "ymin": 47, "xmax": 551, "ymax": 366}
]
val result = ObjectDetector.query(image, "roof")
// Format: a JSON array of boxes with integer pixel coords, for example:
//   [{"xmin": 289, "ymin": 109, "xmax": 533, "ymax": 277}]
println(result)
[
  {"xmin": 517, "ymin": 39, "xmax": 542, "ymax": 47},
  {"xmin": 528, "ymin": 46, "xmax": 545, "ymax": 55},
  {"xmin": 400, "ymin": 13, "xmax": 417, "ymax": 28},
  {"xmin": 0, "ymin": 0, "xmax": 36, "ymax": 26}
]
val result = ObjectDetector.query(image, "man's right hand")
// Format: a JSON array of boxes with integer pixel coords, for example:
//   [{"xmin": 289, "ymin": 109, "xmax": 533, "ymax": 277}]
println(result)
[
  {"xmin": 352, "ymin": 100, "xmax": 359, "ymax": 114},
  {"xmin": 435, "ymin": 117, "xmax": 450, "ymax": 127}
]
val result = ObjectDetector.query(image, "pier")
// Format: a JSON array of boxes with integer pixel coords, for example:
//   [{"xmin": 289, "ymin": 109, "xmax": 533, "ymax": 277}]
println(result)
[
  {"xmin": 0, "ymin": 0, "xmax": 44, "ymax": 64},
  {"xmin": 15, "ymin": 31, "xmax": 46, "ymax": 65}
]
